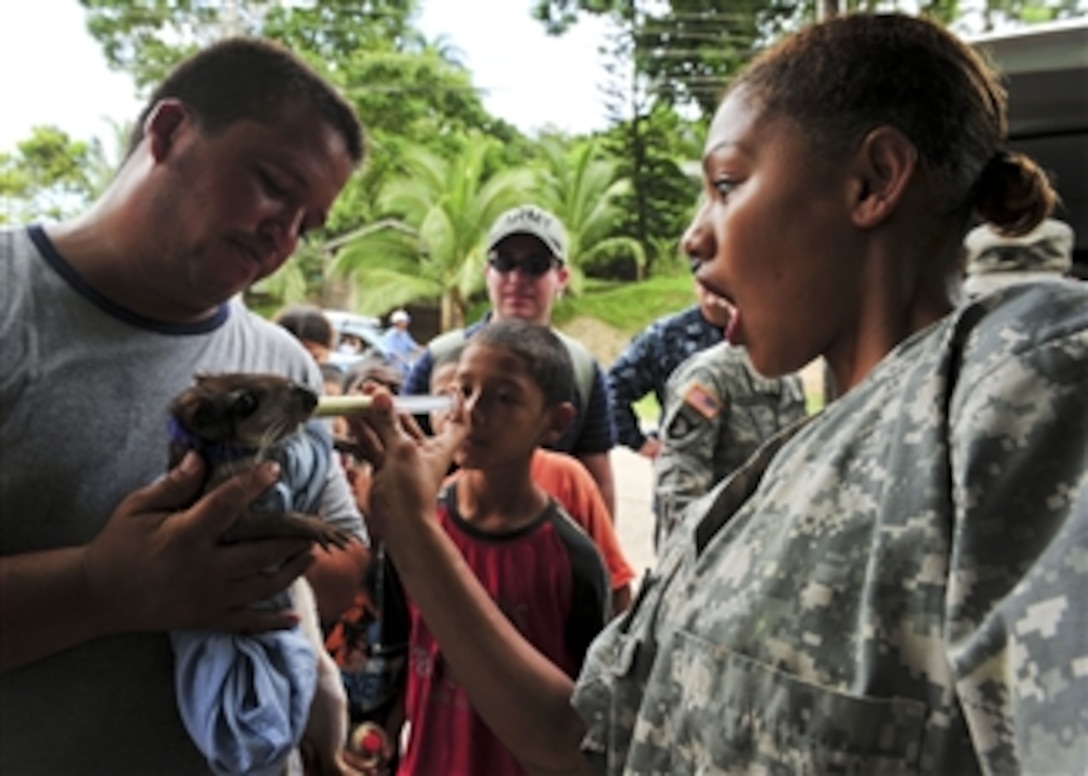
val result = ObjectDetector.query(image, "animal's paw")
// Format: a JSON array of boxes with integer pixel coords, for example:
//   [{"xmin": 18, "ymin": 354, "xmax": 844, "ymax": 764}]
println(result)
[
  {"xmin": 225, "ymin": 510, "xmax": 359, "ymax": 550},
  {"xmin": 286, "ymin": 512, "xmax": 358, "ymax": 551}
]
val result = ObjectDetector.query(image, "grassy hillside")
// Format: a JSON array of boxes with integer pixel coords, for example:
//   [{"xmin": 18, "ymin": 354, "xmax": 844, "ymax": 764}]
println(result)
[
  {"xmin": 553, "ymin": 273, "xmax": 827, "ymax": 416},
  {"xmin": 552, "ymin": 274, "xmax": 697, "ymax": 368}
]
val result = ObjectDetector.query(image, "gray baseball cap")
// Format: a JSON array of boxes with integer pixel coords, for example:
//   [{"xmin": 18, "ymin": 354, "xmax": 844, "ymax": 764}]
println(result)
[{"xmin": 486, "ymin": 205, "xmax": 568, "ymax": 263}]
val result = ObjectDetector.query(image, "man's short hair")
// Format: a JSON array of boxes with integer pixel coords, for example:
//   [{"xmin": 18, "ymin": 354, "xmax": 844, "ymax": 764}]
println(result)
[{"xmin": 126, "ymin": 37, "xmax": 364, "ymax": 163}]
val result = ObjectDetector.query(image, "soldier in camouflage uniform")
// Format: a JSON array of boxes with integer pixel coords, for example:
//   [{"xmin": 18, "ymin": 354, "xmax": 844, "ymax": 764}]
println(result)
[
  {"xmin": 346, "ymin": 13, "xmax": 1088, "ymax": 775},
  {"xmin": 652, "ymin": 341, "xmax": 807, "ymax": 546}
]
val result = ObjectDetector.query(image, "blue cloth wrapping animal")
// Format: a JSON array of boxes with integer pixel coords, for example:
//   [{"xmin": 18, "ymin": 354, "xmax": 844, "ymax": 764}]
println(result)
[{"xmin": 169, "ymin": 421, "xmax": 332, "ymax": 776}]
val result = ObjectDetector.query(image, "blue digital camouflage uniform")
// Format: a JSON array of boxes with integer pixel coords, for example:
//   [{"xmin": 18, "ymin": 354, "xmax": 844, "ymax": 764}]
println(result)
[
  {"xmin": 607, "ymin": 305, "xmax": 723, "ymax": 451},
  {"xmin": 653, "ymin": 342, "xmax": 808, "ymax": 545},
  {"xmin": 573, "ymin": 281, "xmax": 1088, "ymax": 774}
]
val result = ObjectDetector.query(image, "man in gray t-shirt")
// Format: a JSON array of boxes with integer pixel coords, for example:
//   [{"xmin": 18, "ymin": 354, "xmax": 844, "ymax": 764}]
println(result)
[{"xmin": 0, "ymin": 39, "xmax": 365, "ymax": 773}]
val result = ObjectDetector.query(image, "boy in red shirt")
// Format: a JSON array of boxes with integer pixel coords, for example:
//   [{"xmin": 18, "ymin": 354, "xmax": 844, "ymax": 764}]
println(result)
[{"xmin": 399, "ymin": 319, "xmax": 610, "ymax": 775}]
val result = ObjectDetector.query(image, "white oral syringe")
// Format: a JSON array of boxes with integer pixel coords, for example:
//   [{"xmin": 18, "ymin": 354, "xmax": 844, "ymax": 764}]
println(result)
[{"xmin": 314, "ymin": 394, "xmax": 455, "ymax": 417}]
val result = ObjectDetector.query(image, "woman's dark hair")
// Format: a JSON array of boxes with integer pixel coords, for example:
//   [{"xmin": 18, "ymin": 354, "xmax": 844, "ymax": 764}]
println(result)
[
  {"xmin": 731, "ymin": 13, "xmax": 1056, "ymax": 236},
  {"xmin": 126, "ymin": 37, "xmax": 364, "ymax": 164}
]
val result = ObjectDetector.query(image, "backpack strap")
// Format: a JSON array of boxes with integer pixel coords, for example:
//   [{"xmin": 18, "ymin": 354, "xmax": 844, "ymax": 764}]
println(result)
[{"xmin": 553, "ymin": 329, "xmax": 598, "ymax": 442}]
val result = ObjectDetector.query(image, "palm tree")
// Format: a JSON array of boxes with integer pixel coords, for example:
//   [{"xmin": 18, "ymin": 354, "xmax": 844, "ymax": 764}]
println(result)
[
  {"xmin": 329, "ymin": 134, "xmax": 537, "ymax": 330},
  {"xmin": 533, "ymin": 137, "xmax": 645, "ymax": 289}
]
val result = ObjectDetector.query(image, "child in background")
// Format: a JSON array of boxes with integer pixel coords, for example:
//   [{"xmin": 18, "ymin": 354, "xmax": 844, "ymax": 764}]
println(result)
[
  {"xmin": 273, "ymin": 303, "xmax": 337, "ymax": 366},
  {"xmin": 402, "ymin": 319, "xmax": 610, "ymax": 776},
  {"xmin": 324, "ymin": 356, "xmax": 411, "ymax": 771},
  {"xmin": 430, "ymin": 348, "xmax": 634, "ymax": 615}
]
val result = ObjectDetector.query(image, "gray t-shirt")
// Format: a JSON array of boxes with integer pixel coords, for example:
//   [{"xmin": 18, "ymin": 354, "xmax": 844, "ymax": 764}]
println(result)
[{"xmin": 0, "ymin": 225, "xmax": 364, "ymax": 773}]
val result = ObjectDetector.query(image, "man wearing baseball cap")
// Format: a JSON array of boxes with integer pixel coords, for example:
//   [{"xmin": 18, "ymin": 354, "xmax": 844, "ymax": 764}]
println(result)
[{"xmin": 403, "ymin": 205, "xmax": 618, "ymax": 515}]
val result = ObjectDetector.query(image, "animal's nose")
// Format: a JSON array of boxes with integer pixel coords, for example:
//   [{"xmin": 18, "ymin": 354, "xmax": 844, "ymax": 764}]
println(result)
[{"xmin": 293, "ymin": 384, "xmax": 319, "ymax": 412}]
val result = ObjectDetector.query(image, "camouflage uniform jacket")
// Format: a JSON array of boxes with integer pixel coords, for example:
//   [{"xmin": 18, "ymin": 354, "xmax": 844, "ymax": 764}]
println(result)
[
  {"xmin": 607, "ymin": 305, "xmax": 723, "ymax": 451},
  {"xmin": 572, "ymin": 281, "xmax": 1088, "ymax": 775},
  {"xmin": 653, "ymin": 342, "xmax": 807, "ymax": 544}
]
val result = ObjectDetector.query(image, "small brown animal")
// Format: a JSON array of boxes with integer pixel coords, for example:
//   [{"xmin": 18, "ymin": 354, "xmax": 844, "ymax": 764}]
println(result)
[
  {"xmin": 168, "ymin": 372, "xmax": 357, "ymax": 776},
  {"xmin": 168, "ymin": 372, "xmax": 352, "ymax": 548}
]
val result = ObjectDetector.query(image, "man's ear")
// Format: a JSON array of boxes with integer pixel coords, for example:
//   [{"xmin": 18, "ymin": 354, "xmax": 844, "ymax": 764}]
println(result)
[
  {"xmin": 848, "ymin": 126, "xmax": 918, "ymax": 229},
  {"xmin": 144, "ymin": 99, "xmax": 188, "ymax": 162},
  {"xmin": 541, "ymin": 401, "xmax": 576, "ymax": 446},
  {"xmin": 554, "ymin": 263, "xmax": 570, "ymax": 288}
]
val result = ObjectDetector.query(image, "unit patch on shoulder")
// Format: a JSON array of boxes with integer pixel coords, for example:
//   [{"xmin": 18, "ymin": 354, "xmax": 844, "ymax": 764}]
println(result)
[{"xmin": 682, "ymin": 381, "xmax": 721, "ymax": 419}]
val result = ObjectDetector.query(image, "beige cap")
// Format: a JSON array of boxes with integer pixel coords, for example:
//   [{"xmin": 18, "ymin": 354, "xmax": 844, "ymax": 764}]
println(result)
[
  {"xmin": 964, "ymin": 218, "xmax": 1074, "ymax": 297},
  {"xmin": 486, "ymin": 205, "xmax": 568, "ymax": 263}
]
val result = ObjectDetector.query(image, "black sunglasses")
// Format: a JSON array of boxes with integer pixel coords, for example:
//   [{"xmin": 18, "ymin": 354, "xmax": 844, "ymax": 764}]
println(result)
[{"xmin": 487, "ymin": 251, "xmax": 559, "ymax": 277}]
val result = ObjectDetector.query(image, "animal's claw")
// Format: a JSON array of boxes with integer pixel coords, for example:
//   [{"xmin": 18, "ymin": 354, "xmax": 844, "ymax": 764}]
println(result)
[{"xmin": 309, "ymin": 521, "xmax": 358, "ymax": 552}]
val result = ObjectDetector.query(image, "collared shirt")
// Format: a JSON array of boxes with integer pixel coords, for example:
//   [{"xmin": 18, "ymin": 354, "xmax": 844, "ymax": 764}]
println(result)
[{"xmin": 606, "ymin": 305, "xmax": 723, "ymax": 451}]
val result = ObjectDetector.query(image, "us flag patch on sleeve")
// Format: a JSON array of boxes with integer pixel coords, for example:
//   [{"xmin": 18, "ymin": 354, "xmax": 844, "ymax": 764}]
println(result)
[{"xmin": 682, "ymin": 381, "xmax": 721, "ymax": 419}]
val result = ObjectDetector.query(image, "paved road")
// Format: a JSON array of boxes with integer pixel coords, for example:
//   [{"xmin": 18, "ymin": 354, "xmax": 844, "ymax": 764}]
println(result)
[{"xmin": 610, "ymin": 446, "xmax": 657, "ymax": 586}]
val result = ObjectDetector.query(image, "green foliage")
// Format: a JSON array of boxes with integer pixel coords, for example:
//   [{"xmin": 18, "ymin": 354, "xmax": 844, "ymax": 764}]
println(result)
[
  {"xmin": 329, "ymin": 135, "xmax": 538, "ymax": 328},
  {"xmin": 70, "ymin": 0, "xmax": 536, "ymax": 312},
  {"xmin": 599, "ymin": 103, "xmax": 702, "ymax": 277},
  {"xmin": 532, "ymin": 0, "xmax": 1088, "ymax": 118},
  {"xmin": 248, "ymin": 237, "xmax": 324, "ymax": 307},
  {"xmin": 632, "ymin": 392, "xmax": 661, "ymax": 423},
  {"xmin": 532, "ymin": 137, "xmax": 644, "ymax": 289},
  {"xmin": 78, "ymin": 0, "xmax": 422, "ymax": 89},
  {"xmin": 7, "ymin": 0, "xmax": 1079, "ymax": 321},
  {"xmin": 0, "ymin": 127, "xmax": 112, "ymax": 224},
  {"xmin": 553, "ymin": 272, "xmax": 695, "ymax": 330},
  {"xmin": 967, "ymin": 0, "xmax": 1088, "ymax": 28},
  {"xmin": 533, "ymin": 0, "xmax": 807, "ymax": 117},
  {"xmin": 322, "ymin": 45, "xmax": 514, "ymax": 235}
]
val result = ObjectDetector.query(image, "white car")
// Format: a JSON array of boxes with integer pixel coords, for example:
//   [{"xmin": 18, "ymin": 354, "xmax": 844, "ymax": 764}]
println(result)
[{"xmin": 323, "ymin": 310, "xmax": 389, "ymax": 370}]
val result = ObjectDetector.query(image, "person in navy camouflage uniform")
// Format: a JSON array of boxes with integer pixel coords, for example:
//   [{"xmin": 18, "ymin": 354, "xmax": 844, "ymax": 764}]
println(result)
[
  {"xmin": 606, "ymin": 280, "xmax": 729, "ymax": 458},
  {"xmin": 347, "ymin": 13, "xmax": 1088, "ymax": 775}
]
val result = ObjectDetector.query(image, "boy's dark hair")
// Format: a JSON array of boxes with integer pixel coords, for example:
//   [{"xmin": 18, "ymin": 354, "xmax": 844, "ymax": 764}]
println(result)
[
  {"xmin": 431, "ymin": 344, "xmax": 465, "ymax": 374},
  {"xmin": 126, "ymin": 37, "xmax": 364, "ymax": 163},
  {"xmin": 471, "ymin": 319, "xmax": 574, "ymax": 408},
  {"xmin": 343, "ymin": 354, "xmax": 404, "ymax": 396},
  {"xmin": 319, "ymin": 362, "xmax": 345, "ymax": 386},
  {"xmin": 274, "ymin": 304, "xmax": 334, "ymax": 349}
]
